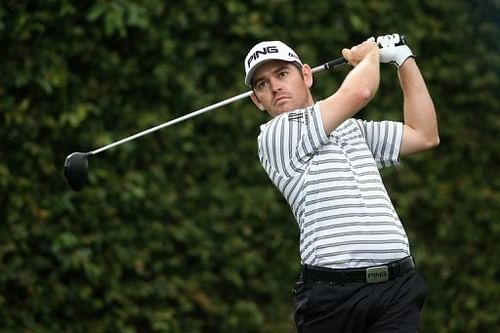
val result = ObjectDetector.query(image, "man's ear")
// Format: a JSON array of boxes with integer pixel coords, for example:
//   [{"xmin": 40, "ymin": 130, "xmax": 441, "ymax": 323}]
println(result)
[
  {"xmin": 302, "ymin": 64, "xmax": 314, "ymax": 88},
  {"xmin": 250, "ymin": 92, "xmax": 266, "ymax": 111}
]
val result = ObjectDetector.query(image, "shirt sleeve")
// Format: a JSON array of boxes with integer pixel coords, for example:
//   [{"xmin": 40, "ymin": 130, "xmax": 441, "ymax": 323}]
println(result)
[
  {"xmin": 352, "ymin": 119, "xmax": 404, "ymax": 169},
  {"xmin": 258, "ymin": 103, "xmax": 329, "ymax": 177}
]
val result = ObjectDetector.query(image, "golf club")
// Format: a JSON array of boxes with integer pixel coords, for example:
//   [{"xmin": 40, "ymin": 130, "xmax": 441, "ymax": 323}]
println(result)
[{"xmin": 64, "ymin": 56, "xmax": 347, "ymax": 191}]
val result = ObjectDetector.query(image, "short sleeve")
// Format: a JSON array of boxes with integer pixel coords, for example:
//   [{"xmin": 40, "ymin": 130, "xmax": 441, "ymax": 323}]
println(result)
[{"xmin": 352, "ymin": 119, "xmax": 403, "ymax": 168}]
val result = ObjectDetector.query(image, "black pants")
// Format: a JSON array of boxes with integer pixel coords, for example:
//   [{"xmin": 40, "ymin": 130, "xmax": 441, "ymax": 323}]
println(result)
[{"xmin": 293, "ymin": 271, "xmax": 428, "ymax": 333}]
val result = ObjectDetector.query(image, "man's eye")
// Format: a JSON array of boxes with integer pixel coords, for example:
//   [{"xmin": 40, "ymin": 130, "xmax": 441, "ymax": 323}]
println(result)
[
  {"xmin": 279, "ymin": 71, "xmax": 289, "ymax": 78},
  {"xmin": 256, "ymin": 81, "xmax": 267, "ymax": 89}
]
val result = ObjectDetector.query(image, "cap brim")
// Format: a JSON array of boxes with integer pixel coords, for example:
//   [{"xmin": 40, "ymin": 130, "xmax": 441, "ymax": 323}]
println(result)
[{"xmin": 245, "ymin": 58, "xmax": 302, "ymax": 87}]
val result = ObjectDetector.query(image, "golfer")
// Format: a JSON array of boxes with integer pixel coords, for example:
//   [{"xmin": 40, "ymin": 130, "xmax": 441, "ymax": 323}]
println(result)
[{"xmin": 244, "ymin": 34, "xmax": 439, "ymax": 332}]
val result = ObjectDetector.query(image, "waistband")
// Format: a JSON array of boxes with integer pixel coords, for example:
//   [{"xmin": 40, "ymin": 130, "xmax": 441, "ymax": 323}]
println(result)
[{"xmin": 301, "ymin": 256, "xmax": 416, "ymax": 284}]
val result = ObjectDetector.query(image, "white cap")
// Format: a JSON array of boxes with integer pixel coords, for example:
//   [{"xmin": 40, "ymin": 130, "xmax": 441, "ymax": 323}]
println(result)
[{"xmin": 244, "ymin": 41, "xmax": 303, "ymax": 86}]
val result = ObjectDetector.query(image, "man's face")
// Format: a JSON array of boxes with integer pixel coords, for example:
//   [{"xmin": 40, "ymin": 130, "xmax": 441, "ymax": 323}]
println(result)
[{"xmin": 250, "ymin": 60, "xmax": 314, "ymax": 117}]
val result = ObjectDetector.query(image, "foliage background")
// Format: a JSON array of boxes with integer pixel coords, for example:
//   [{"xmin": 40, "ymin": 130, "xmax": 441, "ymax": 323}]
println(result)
[{"xmin": 1, "ymin": 0, "xmax": 498, "ymax": 332}]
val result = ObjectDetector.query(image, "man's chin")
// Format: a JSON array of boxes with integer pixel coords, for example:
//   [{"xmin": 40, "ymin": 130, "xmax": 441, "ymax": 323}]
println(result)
[
  {"xmin": 274, "ymin": 101, "xmax": 295, "ymax": 113},
  {"xmin": 271, "ymin": 106, "xmax": 292, "ymax": 117}
]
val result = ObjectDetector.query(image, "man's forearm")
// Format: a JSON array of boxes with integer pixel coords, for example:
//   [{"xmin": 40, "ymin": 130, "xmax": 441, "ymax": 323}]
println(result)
[{"xmin": 319, "ymin": 46, "xmax": 380, "ymax": 135}]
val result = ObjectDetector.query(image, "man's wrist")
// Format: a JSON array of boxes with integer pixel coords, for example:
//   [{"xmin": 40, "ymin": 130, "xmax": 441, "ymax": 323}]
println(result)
[
  {"xmin": 398, "ymin": 56, "xmax": 416, "ymax": 70},
  {"xmin": 367, "ymin": 47, "xmax": 380, "ymax": 64}
]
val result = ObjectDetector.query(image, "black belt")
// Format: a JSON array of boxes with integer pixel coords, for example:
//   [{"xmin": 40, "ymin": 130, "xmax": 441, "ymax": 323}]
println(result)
[{"xmin": 301, "ymin": 256, "xmax": 416, "ymax": 284}]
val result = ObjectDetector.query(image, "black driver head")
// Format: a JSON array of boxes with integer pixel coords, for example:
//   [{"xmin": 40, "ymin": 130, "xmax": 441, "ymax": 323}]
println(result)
[{"xmin": 64, "ymin": 152, "xmax": 89, "ymax": 191}]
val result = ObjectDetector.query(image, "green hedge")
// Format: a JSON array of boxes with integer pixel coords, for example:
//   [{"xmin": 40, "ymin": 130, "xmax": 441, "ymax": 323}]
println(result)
[{"xmin": 1, "ymin": 1, "xmax": 499, "ymax": 332}]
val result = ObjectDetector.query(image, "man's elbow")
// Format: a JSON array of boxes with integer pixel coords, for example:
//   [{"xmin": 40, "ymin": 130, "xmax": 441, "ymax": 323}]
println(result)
[
  {"xmin": 354, "ymin": 85, "xmax": 377, "ymax": 108},
  {"xmin": 424, "ymin": 133, "xmax": 440, "ymax": 150},
  {"xmin": 432, "ymin": 134, "xmax": 440, "ymax": 147},
  {"xmin": 359, "ymin": 86, "xmax": 376, "ymax": 102}
]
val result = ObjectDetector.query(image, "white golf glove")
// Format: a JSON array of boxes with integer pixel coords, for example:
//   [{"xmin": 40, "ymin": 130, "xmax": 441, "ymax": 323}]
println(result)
[{"xmin": 368, "ymin": 33, "xmax": 414, "ymax": 68}]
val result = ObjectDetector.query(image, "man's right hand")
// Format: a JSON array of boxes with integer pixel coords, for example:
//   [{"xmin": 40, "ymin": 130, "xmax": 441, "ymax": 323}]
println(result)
[{"xmin": 342, "ymin": 40, "xmax": 379, "ymax": 67}]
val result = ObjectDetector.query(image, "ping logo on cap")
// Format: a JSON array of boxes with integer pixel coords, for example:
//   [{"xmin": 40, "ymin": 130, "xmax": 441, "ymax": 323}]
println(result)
[{"xmin": 246, "ymin": 45, "xmax": 280, "ymax": 68}]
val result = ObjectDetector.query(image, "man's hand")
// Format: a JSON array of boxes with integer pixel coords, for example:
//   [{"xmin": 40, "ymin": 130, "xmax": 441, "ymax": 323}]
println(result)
[
  {"xmin": 369, "ymin": 33, "xmax": 414, "ymax": 68},
  {"xmin": 342, "ymin": 40, "xmax": 379, "ymax": 67}
]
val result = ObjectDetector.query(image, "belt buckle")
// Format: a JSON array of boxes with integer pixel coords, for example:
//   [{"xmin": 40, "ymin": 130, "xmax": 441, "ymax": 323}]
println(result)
[{"xmin": 366, "ymin": 265, "xmax": 389, "ymax": 283}]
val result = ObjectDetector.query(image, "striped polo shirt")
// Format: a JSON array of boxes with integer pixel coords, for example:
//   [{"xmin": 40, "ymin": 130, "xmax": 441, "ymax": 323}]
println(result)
[{"xmin": 258, "ymin": 102, "xmax": 410, "ymax": 269}]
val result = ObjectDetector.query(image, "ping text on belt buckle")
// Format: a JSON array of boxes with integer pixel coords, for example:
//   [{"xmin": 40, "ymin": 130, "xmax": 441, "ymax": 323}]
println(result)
[{"xmin": 366, "ymin": 265, "xmax": 389, "ymax": 283}]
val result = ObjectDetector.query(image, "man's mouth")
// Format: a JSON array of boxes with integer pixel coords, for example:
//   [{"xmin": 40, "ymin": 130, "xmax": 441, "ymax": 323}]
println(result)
[{"xmin": 273, "ymin": 95, "xmax": 289, "ymax": 105}]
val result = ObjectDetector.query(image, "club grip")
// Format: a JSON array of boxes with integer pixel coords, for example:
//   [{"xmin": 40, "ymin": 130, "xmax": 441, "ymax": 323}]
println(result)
[
  {"xmin": 324, "ymin": 57, "xmax": 348, "ymax": 69},
  {"xmin": 312, "ymin": 57, "xmax": 347, "ymax": 73}
]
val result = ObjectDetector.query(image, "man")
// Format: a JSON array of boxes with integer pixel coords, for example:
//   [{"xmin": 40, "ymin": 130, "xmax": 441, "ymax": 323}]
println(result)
[{"xmin": 244, "ymin": 34, "xmax": 439, "ymax": 332}]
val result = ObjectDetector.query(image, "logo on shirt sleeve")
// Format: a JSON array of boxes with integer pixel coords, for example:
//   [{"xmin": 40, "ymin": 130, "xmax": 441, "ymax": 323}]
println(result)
[{"xmin": 288, "ymin": 112, "xmax": 305, "ymax": 123}]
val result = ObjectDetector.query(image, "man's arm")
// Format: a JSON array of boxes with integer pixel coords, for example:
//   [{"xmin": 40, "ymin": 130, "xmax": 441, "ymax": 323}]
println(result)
[
  {"xmin": 398, "ymin": 58, "xmax": 440, "ymax": 155},
  {"xmin": 318, "ymin": 41, "xmax": 380, "ymax": 135}
]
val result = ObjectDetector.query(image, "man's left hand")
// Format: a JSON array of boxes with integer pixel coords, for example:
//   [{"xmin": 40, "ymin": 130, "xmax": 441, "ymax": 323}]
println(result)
[{"xmin": 368, "ymin": 33, "xmax": 414, "ymax": 68}]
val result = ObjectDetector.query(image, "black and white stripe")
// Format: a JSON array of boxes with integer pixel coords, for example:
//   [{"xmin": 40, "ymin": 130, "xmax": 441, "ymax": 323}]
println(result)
[{"xmin": 258, "ymin": 103, "xmax": 409, "ymax": 269}]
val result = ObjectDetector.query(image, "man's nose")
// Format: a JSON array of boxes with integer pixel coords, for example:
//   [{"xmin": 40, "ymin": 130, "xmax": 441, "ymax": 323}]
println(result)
[{"xmin": 269, "ymin": 77, "xmax": 283, "ymax": 92}]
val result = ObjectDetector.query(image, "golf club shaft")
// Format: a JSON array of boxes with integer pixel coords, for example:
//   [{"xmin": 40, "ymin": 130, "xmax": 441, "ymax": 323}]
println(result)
[
  {"xmin": 90, "ymin": 56, "xmax": 347, "ymax": 156},
  {"xmin": 91, "ymin": 90, "xmax": 252, "ymax": 155}
]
